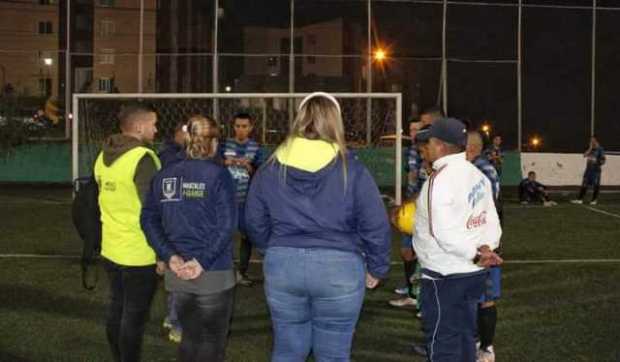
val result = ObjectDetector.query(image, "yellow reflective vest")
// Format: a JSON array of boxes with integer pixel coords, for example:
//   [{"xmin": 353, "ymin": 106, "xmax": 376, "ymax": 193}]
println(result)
[{"xmin": 94, "ymin": 147, "xmax": 161, "ymax": 266}]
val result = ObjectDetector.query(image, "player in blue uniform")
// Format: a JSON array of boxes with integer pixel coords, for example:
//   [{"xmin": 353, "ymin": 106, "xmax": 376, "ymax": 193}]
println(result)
[
  {"xmin": 466, "ymin": 131, "xmax": 504, "ymax": 362},
  {"xmin": 572, "ymin": 136, "xmax": 606, "ymax": 205}
]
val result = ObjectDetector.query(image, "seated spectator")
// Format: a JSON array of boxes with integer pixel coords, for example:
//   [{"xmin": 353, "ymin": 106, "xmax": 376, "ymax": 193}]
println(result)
[{"xmin": 519, "ymin": 171, "xmax": 557, "ymax": 207}]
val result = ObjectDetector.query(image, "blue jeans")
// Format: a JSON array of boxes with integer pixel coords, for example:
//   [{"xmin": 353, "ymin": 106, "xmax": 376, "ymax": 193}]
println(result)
[{"xmin": 264, "ymin": 247, "xmax": 366, "ymax": 362}]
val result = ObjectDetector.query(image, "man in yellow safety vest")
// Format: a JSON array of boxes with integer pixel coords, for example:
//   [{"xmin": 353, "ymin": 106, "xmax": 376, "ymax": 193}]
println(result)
[{"xmin": 94, "ymin": 103, "xmax": 161, "ymax": 362}]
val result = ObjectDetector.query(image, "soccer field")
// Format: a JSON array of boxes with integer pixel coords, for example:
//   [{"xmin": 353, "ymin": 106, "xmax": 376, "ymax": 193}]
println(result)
[{"xmin": 1, "ymin": 186, "xmax": 619, "ymax": 361}]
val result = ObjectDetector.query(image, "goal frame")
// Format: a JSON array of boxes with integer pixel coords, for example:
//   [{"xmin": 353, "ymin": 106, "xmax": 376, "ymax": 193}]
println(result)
[{"xmin": 72, "ymin": 92, "xmax": 404, "ymax": 204}]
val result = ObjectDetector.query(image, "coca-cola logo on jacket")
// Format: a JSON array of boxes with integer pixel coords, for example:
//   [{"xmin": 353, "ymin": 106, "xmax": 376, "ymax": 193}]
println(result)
[{"xmin": 466, "ymin": 211, "xmax": 487, "ymax": 229}]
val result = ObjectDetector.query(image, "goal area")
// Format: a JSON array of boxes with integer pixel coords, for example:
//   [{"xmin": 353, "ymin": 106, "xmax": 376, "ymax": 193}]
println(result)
[{"xmin": 72, "ymin": 93, "xmax": 404, "ymax": 203}]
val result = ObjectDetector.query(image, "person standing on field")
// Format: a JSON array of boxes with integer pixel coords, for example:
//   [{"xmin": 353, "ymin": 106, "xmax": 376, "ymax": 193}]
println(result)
[
  {"xmin": 413, "ymin": 118, "xmax": 503, "ymax": 362},
  {"xmin": 94, "ymin": 103, "xmax": 161, "ymax": 362},
  {"xmin": 245, "ymin": 92, "xmax": 391, "ymax": 361},
  {"xmin": 221, "ymin": 113, "xmax": 266, "ymax": 286}
]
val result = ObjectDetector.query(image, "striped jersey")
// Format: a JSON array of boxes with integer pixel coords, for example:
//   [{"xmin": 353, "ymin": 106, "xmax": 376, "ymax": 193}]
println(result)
[
  {"xmin": 220, "ymin": 138, "xmax": 265, "ymax": 203},
  {"xmin": 472, "ymin": 155, "xmax": 500, "ymax": 200},
  {"xmin": 406, "ymin": 144, "xmax": 428, "ymax": 197}
]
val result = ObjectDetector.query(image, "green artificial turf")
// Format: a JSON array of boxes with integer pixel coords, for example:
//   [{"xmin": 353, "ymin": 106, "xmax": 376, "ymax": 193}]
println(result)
[{"xmin": 1, "ymin": 187, "xmax": 619, "ymax": 361}]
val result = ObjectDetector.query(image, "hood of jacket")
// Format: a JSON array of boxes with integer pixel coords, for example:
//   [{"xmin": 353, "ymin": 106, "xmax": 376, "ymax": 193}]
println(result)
[{"xmin": 102, "ymin": 134, "xmax": 146, "ymax": 166}]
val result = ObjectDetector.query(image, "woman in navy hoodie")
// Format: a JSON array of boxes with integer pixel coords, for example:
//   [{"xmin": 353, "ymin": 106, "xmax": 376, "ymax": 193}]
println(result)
[
  {"xmin": 141, "ymin": 115, "xmax": 236, "ymax": 362},
  {"xmin": 246, "ymin": 92, "xmax": 391, "ymax": 361}
]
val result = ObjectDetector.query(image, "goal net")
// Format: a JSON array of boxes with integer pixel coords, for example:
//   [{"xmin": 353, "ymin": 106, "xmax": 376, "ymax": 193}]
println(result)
[{"xmin": 72, "ymin": 93, "xmax": 404, "ymax": 203}]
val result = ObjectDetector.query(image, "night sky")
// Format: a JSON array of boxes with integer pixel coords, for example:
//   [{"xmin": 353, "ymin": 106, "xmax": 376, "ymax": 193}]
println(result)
[{"xmin": 214, "ymin": 0, "xmax": 620, "ymax": 152}]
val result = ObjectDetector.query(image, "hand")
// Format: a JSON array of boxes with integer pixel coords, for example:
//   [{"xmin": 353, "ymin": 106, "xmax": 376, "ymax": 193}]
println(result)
[
  {"xmin": 168, "ymin": 255, "xmax": 185, "ymax": 275},
  {"xmin": 155, "ymin": 261, "xmax": 166, "ymax": 276},
  {"xmin": 476, "ymin": 246, "xmax": 503, "ymax": 268},
  {"xmin": 224, "ymin": 158, "xmax": 235, "ymax": 166},
  {"xmin": 177, "ymin": 258, "xmax": 204, "ymax": 280},
  {"xmin": 238, "ymin": 159, "xmax": 254, "ymax": 173},
  {"xmin": 389, "ymin": 206, "xmax": 399, "ymax": 227},
  {"xmin": 366, "ymin": 273, "xmax": 380, "ymax": 289}
]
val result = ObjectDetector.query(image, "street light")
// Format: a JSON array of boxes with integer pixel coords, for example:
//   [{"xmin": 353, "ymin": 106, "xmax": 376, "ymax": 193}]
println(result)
[
  {"xmin": 481, "ymin": 123, "xmax": 491, "ymax": 137},
  {"xmin": 43, "ymin": 58, "xmax": 53, "ymax": 66},
  {"xmin": 530, "ymin": 135, "xmax": 542, "ymax": 150},
  {"xmin": 373, "ymin": 48, "xmax": 387, "ymax": 62}
]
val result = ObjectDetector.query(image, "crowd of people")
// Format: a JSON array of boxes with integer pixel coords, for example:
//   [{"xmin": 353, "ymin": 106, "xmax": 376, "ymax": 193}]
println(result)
[{"xmin": 91, "ymin": 92, "xmax": 605, "ymax": 362}]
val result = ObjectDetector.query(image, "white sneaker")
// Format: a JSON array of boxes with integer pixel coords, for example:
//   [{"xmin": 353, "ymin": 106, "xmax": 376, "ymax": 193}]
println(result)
[
  {"xmin": 590, "ymin": 200, "xmax": 598, "ymax": 205},
  {"xmin": 520, "ymin": 201, "xmax": 528, "ymax": 205},
  {"xmin": 162, "ymin": 317, "xmax": 172, "ymax": 330},
  {"xmin": 236, "ymin": 271, "xmax": 254, "ymax": 287},
  {"xmin": 394, "ymin": 286, "xmax": 409, "ymax": 295},
  {"xmin": 570, "ymin": 199, "xmax": 583, "ymax": 204},
  {"xmin": 168, "ymin": 328, "xmax": 182, "ymax": 343},
  {"xmin": 477, "ymin": 345, "xmax": 495, "ymax": 362},
  {"xmin": 388, "ymin": 297, "xmax": 417, "ymax": 308},
  {"xmin": 543, "ymin": 201, "xmax": 557, "ymax": 207}
]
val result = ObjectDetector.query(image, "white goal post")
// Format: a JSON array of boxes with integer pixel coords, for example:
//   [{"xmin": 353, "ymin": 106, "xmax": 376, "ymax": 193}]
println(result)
[{"xmin": 72, "ymin": 92, "xmax": 404, "ymax": 204}]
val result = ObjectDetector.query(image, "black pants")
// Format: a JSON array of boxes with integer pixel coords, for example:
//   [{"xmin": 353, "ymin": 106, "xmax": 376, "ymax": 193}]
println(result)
[
  {"xmin": 176, "ymin": 287, "xmax": 235, "ymax": 362},
  {"xmin": 239, "ymin": 235, "xmax": 252, "ymax": 275},
  {"xmin": 519, "ymin": 185, "xmax": 549, "ymax": 203},
  {"xmin": 103, "ymin": 259, "xmax": 158, "ymax": 362},
  {"xmin": 578, "ymin": 171, "xmax": 601, "ymax": 201}
]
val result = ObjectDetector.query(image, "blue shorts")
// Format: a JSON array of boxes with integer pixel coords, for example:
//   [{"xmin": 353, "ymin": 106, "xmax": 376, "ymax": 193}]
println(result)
[
  {"xmin": 400, "ymin": 233, "xmax": 413, "ymax": 249},
  {"xmin": 479, "ymin": 266, "xmax": 501, "ymax": 303}
]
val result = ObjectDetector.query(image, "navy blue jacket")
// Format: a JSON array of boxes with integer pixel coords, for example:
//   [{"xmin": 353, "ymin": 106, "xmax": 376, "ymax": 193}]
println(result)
[
  {"xmin": 158, "ymin": 140, "xmax": 183, "ymax": 168},
  {"xmin": 245, "ymin": 155, "xmax": 391, "ymax": 278},
  {"xmin": 141, "ymin": 159, "xmax": 236, "ymax": 271}
]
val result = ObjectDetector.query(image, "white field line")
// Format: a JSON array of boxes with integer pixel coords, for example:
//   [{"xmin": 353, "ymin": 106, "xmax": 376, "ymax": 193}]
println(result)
[
  {"xmin": 584, "ymin": 206, "xmax": 620, "ymax": 220},
  {"xmin": 1, "ymin": 254, "xmax": 620, "ymax": 265},
  {"xmin": 504, "ymin": 204, "xmax": 620, "ymax": 210}
]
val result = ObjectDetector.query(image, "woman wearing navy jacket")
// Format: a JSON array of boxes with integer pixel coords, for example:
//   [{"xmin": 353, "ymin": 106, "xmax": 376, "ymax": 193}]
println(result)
[
  {"xmin": 246, "ymin": 92, "xmax": 391, "ymax": 362},
  {"xmin": 141, "ymin": 115, "xmax": 236, "ymax": 362}
]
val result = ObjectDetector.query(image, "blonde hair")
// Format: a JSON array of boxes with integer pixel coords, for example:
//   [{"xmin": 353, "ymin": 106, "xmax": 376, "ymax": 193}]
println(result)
[
  {"xmin": 184, "ymin": 115, "xmax": 219, "ymax": 160},
  {"xmin": 272, "ymin": 94, "xmax": 348, "ymax": 184}
]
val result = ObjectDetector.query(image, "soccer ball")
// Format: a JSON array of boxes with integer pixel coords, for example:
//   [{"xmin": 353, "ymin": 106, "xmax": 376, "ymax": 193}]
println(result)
[{"xmin": 394, "ymin": 201, "xmax": 416, "ymax": 235}]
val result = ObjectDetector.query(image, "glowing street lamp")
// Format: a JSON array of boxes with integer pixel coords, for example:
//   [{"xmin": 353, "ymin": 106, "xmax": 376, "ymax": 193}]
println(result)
[
  {"xmin": 374, "ymin": 48, "xmax": 387, "ymax": 62},
  {"xmin": 481, "ymin": 123, "xmax": 491, "ymax": 137},
  {"xmin": 530, "ymin": 135, "xmax": 542, "ymax": 149}
]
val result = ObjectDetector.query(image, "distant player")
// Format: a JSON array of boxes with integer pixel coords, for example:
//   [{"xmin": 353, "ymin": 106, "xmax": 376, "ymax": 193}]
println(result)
[
  {"xmin": 221, "ymin": 113, "xmax": 266, "ymax": 286},
  {"xmin": 571, "ymin": 136, "xmax": 606, "ymax": 205},
  {"xmin": 466, "ymin": 131, "xmax": 504, "ymax": 362},
  {"xmin": 485, "ymin": 135, "xmax": 504, "ymax": 176},
  {"xmin": 158, "ymin": 122, "xmax": 186, "ymax": 168},
  {"xmin": 419, "ymin": 106, "xmax": 443, "ymax": 127},
  {"xmin": 519, "ymin": 171, "xmax": 557, "ymax": 207},
  {"xmin": 390, "ymin": 120, "xmax": 424, "ymax": 308},
  {"xmin": 157, "ymin": 121, "xmax": 187, "ymax": 343}
]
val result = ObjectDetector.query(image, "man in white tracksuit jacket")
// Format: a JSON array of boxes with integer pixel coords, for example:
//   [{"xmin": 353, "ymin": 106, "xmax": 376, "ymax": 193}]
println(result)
[{"xmin": 413, "ymin": 117, "xmax": 503, "ymax": 362}]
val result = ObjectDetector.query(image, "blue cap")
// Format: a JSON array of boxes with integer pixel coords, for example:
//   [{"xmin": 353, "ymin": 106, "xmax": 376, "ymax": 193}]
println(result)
[
  {"xmin": 414, "ymin": 124, "xmax": 431, "ymax": 143},
  {"xmin": 428, "ymin": 117, "xmax": 467, "ymax": 146}
]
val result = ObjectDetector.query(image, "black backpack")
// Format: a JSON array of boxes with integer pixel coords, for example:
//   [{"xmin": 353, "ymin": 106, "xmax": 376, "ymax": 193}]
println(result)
[{"xmin": 72, "ymin": 176, "xmax": 102, "ymax": 290}]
